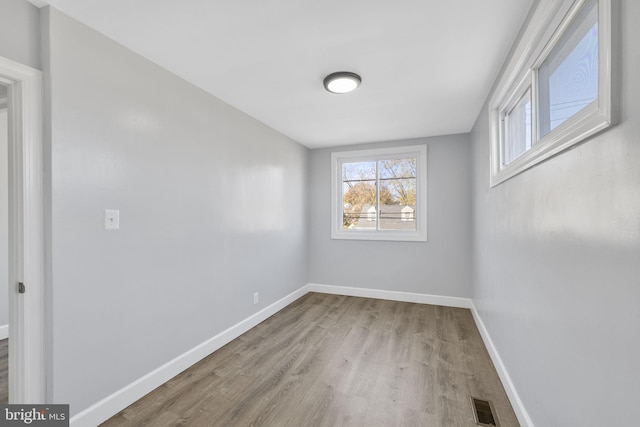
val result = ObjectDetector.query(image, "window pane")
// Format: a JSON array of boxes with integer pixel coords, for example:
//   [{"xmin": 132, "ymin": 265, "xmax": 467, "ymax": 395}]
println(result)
[
  {"xmin": 378, "ymin": 158, "xmax": 417, "ymax": 231},
  {"xmin": 504, "ymin": 88, "xmax": 532, "ymax": 165},
  {"xmin": 342, "ymin": 161, "xmax": 376, "ymax": 229},
  {"xmin": 538, "ymin": 0, "xmax": 598, "ymax": 136},
  {"xmin": 332, "ymin": 145, "xmax": 427, "ymax": 241}
]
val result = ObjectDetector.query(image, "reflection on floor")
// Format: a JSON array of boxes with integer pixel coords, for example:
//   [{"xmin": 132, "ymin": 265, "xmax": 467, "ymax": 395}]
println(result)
[{"xmin": 0, "ymin": 339, "xmax": 7, "ymax": 403}]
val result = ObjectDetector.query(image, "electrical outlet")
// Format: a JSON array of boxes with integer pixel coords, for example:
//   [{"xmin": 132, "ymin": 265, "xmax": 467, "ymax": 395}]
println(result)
[
  {"xmin": 104, "ymin": 209, "xmax": 120, "ymax": 230},
  {"xmin": 253, "ymin": 292, "xmax": 259, "ymax": 304}
]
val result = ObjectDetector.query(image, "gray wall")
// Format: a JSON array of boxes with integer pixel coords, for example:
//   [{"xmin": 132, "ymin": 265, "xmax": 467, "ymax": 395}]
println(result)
[
  {"xmin": 470, "ymin": 1, "xmax": 640, "ymax": 425},
  {"xmin": 0, "ymin": 0, "xmax": 41, "ymax": 70},
  {"xmin": 309, "ymin": 135, "xmax": 472, "ymax": 298},
  {"xmin": 0, "ymin": 107, "xmax": 7, "ymax": 328},
  {"xmin": 42, "ymin": 8, "xmax": 309, "ymax": 414}
]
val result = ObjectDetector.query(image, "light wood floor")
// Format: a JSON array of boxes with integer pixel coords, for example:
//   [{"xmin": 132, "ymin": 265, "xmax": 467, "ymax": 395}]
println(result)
[
  {"xmin": 0, "ymin": 339, "xmax": 7, "ymax": 404},
  {"xmin": 102, "ymin": 293, "xmax": 519, "ymax": 426}
]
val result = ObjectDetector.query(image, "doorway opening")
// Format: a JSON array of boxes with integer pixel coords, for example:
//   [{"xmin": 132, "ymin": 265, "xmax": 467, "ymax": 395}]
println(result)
[{"xmin": 0, "ymin": 55, "xmax": 45, "ymax": 404}]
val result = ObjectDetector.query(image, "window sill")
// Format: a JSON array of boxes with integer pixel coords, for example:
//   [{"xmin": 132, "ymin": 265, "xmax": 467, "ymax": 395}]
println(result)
[
  {"xmin": 331, "ymin": 229, "xmax": 427, "ymax": 242},
  {"xmin": 490, "ymin": 102, "xmax": 614, "ymax": 187}
]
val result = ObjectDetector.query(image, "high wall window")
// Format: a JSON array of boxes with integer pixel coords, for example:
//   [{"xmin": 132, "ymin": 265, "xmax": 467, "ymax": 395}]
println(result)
[
  {"xmin": 489, "ymin": 0, "xmax": 617, "ymax": 186},
  {"xmin": 331, "ymin": 145, "xmax": 427, "ymax": 241}
]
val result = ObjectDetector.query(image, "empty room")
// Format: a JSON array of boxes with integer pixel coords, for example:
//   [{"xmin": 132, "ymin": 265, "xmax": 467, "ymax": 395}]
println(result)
[{"xmin": 0, "ymin": 0, "xmax": 638, "ymax": 426}]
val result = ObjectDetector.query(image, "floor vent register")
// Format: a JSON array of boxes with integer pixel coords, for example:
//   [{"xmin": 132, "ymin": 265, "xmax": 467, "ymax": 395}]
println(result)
[{"xmin": 471, "ymin": 397, "xmax": 499, "ymax": 426}]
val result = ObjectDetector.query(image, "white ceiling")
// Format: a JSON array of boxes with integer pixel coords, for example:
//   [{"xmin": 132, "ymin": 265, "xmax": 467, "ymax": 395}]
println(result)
[{"xmin": 30, "ymin": 0, "xmax": 533, "ymax": 148}]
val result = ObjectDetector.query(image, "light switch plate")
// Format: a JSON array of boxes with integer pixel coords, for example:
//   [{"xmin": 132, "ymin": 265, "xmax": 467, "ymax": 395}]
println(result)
[{"xmin": 104, "ymin": 209, "xmax": 120, "ymax": 230}]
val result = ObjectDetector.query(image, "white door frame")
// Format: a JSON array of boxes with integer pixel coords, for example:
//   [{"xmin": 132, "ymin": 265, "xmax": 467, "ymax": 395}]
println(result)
[{"xmin": 0, "ymin": 55, "xmax": 45, "ymax": 403}]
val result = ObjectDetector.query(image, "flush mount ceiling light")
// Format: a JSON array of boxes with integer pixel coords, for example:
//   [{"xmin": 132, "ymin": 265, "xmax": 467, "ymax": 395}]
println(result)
[{"xmin": 323, "ymin": 71, "xmax": 362, "ymax": 94}]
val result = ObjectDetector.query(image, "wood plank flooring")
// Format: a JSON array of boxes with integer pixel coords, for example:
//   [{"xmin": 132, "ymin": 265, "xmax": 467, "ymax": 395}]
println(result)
[
  {"xmin": 102, "ymin": 293, "xmax": 519, "ymax": 426},
  {"xmin": 0, "ymin": 339, "xmax": 7, "ymax": 404}
]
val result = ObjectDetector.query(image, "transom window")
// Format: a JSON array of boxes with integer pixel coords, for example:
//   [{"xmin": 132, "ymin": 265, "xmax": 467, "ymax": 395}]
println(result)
[
  {"xmin": 331, "ymin": 145, "xmax": 427, "ymax": 241},
  {"xmin": 490, "ymin": 0, "xmax": 617, "ymax": 186}
]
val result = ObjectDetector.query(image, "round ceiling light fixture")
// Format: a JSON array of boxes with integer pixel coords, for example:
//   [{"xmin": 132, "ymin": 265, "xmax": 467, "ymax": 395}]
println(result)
[{"xmin": 323, "ymin": 71, "xmax": 362, "ymax": 94}]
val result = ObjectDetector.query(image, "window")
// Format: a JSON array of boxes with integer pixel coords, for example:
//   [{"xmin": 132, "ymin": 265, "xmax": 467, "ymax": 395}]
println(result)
[
  {"xmin": 490, "ymin": 0, "xmax": 617, "ymax": 186},
  {"xmin": 331, "ymin": 145, "xmax": 427, "ymax": 241},
  {"xmin": 503, "ymin": 84, "xmax": 532, "ymax": 165},
  {"xmin": 538, "ymin": 0, "xmax": 599, "ymax": 136}
]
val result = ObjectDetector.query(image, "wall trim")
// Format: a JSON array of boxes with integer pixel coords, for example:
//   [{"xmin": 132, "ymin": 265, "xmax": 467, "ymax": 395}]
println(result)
[
  {"xmin": 0, "ymin": 324, "xmax": 8, "ymax": 340},
  {"xmin": 308, "ymin": 283, "xmax": 473, "ymax": 308},
  {"xmin": 470, "ymin": 302, "xmax": 534, "ymax": 427},
  {"xmin": 70, "ymin": 285, "xmax": 310, "ymax": 427}
]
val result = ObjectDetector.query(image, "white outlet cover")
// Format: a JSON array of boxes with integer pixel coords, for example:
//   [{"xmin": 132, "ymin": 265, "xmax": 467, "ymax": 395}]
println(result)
[{"xmin": 104, "ymin": 209, "xmax": 120, "ymax": 230}]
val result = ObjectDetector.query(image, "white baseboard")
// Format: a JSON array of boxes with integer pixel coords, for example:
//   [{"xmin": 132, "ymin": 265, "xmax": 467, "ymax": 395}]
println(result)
[
  {"xmin": 308, "ymin": 283, "xmax": 473, "ymax": 308},
  {"xmin": 0, "ymin": 324, "xmax": 8, "ymax": 340},
  {"xmin": 70, "ymin": 285, "xmax": 310, "ymax": 427},
  {"xmin": 470, "ymin": 302, "xmax": 534, "ymax": 427}
]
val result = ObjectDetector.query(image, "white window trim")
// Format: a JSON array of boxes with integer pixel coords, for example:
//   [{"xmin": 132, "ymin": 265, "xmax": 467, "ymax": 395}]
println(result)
[
  {"xmin": 489, "ymin": 0, "xmax": 618, "ymax": 187},
  {"xmin": 331, "ymin": 145, "xmax": 427, "ymax": 242}
]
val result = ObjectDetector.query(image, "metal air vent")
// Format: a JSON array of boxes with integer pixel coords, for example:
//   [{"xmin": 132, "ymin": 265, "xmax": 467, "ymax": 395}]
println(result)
[{"xmin": 471, "ymin": 397, "xmax": 499, "ymax": 426}]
